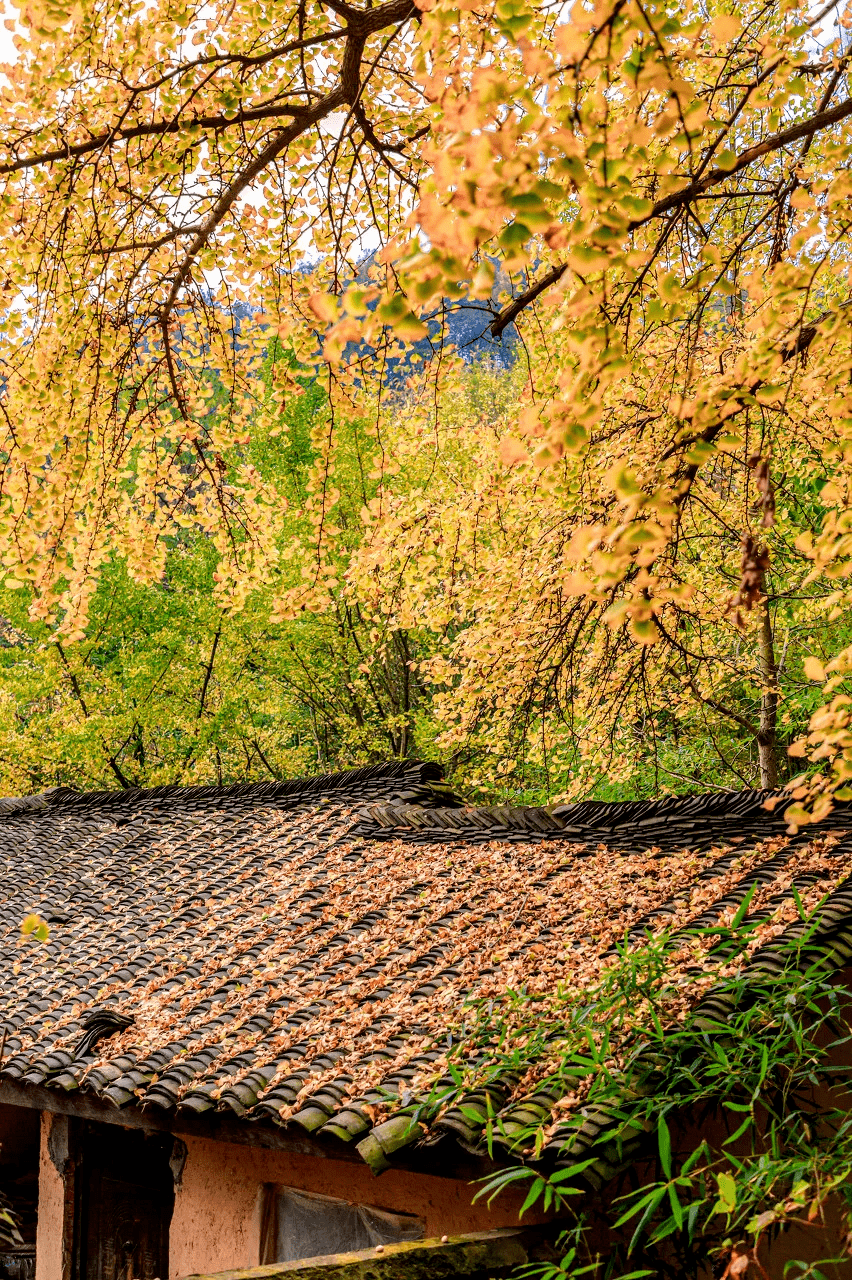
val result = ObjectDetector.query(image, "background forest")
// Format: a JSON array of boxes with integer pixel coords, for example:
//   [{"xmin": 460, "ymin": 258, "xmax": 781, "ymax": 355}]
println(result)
[{"xmin": 0, "ymin": 346, "xmax": 835, "ymax": 802}]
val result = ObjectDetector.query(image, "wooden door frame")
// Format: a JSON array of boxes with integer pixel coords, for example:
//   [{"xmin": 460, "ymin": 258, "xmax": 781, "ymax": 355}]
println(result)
[
  {"xmin": 41, "ymin": 1111, "xmax": 80, "ymax": 1280},
  {"xmin": 69, "ymin": 1119, "xmax": 173, "ymax": 1280}
]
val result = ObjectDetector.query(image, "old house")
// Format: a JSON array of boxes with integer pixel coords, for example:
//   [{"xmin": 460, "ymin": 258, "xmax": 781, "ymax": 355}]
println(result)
[{"xmin": 0, "ymin": 761, "xmax": 850, "ymax": 1279}]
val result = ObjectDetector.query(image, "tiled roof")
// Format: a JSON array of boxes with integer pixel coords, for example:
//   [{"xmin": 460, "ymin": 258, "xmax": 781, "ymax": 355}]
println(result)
[{"xmin": 0, "ymin": 763, "xmax": 851, "ymax": 1178}]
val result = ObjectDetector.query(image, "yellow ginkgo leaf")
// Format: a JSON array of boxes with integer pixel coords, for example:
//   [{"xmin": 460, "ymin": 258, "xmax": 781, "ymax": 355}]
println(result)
[
  {"xmin": 710, "ymin": 14, "xmax": 741, "ymax": 44},
  {"xmin": 803, "ymin": 656, "xmax": 825, "ymax": 682},
  {"xmin": 499, "ymin": 436, "xmax": 529, "ymax": 466},
  {"xmin": 21, "ymin": 913, "xmax": 49, "ymax": 942}
]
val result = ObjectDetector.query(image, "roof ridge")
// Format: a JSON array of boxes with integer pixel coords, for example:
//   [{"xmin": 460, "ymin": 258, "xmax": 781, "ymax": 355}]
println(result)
[
  {"xmin": 0, "ymin": 760, "xmax": 445, "ymax": 816},
  {"xmin": 0, "ymin": 792, "xmax": 51, "ymax": 815},
  {"xmin": 552, "ymin": 788, "xmax": 771, "ymax": 826},
  {"xmin": 353, "ymin": 789, "xmax": 852, "ymax": 850},
  {"xmin": 354, "ymin": 802, "xmax": 566, "ymax": 844}
]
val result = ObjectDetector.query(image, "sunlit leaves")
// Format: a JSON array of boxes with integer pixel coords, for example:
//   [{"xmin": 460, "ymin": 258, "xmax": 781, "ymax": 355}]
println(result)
[{"xmin": 20, "ymin": 913, "xmax": 49, "ymax": 942}]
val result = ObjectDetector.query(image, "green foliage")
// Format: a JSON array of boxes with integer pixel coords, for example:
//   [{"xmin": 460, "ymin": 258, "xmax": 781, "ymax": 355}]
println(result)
[
  {"xmin": 0, "ymin": 551, "xmax": 430, "ymax": 790},
  {"xmin": 0, "ymin": 355, "xmax": 439, "ymax": 789},
  {"xmin": 450, "ymin": 914, "xmax": 852, "ymax": 1278}
]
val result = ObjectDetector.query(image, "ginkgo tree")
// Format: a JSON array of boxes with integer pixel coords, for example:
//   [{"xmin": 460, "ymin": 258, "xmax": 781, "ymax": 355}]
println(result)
[
  {"xmin": 1, "ymin": 0, "xmax": 852, "ymax": 810},
  {"xmin": 340, "ymin": 358, "xmax": 839, "ymax": 798}
]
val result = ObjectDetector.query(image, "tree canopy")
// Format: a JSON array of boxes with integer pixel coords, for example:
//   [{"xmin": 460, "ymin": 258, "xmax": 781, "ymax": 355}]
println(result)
[{"xmin": 1, "ymin": 0, "xmax": 852, "ymax": 808}]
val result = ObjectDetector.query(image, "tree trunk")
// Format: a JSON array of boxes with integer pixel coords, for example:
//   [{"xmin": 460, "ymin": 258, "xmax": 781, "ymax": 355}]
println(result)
[{"xmin": 757, "ymin": 601, "xmax": 779, "ymax": 790}]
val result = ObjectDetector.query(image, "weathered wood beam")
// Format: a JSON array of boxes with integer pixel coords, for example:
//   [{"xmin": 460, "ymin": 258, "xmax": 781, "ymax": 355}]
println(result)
[
  {"xmin": 0, "ymin": 1079, "xmax": 492, "ymax": 1181},
  {"xmin": 179, "ymin": 1229, "xmax": 534, "ymax": 1280},
  {"xmin": 0, "ymin": 1077, "xmax": 342, "ymax": 1158}
]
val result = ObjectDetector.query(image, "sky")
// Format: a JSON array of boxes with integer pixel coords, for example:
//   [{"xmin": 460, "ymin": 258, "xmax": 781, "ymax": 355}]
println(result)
[{"xmin": 0, "ymin": 0, "xmax": 19, "ymax": 63}]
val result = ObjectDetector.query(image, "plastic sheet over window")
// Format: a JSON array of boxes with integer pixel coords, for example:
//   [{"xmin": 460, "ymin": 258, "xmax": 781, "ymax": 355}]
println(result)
[{"xmin": 260, "ymin": 1185, "xmax": 425, "ymax": 1264}]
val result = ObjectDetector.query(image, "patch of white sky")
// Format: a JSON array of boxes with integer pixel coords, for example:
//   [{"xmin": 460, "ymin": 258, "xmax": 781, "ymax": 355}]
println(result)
[
  {"xmin": 807, "ymin": 0, "xmax": 850, "ymax": 52},
  {"xmin": 0, "ymin": 0, "xmax": 21, "ymax": 67}
]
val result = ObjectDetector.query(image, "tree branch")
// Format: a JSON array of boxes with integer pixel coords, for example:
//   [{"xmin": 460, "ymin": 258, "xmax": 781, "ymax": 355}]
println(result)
[
  {"xmin": 634, "ymin": 96, "xmax": 852, "ymax": 227},
  {"xmin": 0, "ymin": 31, "xmax": 348, "ymax": 176},
  {"xmin": 490, "ymin": 97, "xmax": 852, "ymax": 336},
  {"xmin": 490, "ymin": 263, "xmax": 567, "ymax": 338},
  {"xmin": 161, "ymin": 0, "xmax": 415, "ymax": 325},
  {"xmin": 55, "ymin": 642, "xmax": 134, "ymax": 787},
  {"xmin": 0, "ymin": 98, "xmax": 318, "ymax": 177},
  {"xmin": 197, "ymin": 625, "xmax": 222, "ymax": 719},
  {"xmin": 660, "ymin": 298, "xmax": 852, "ymax": 471},
  {"xmin": 653, "ymin": 620, "xmax": 760, "ymax": 736}
]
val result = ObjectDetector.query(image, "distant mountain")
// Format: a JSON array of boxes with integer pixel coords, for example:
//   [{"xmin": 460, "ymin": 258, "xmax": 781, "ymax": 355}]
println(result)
[{"xmin": 352, "ymin": 255, "xmax": 517, "ymax": 381}]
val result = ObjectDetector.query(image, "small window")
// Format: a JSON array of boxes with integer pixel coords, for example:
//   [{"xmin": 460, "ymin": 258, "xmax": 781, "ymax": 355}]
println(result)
[{"xmin": 260, "ymin": 1185, "xmax": 424, "ymax": 1264}]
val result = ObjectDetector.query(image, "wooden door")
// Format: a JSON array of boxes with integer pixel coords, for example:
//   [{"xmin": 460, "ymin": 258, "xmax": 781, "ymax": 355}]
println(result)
[{"xmin": 73, "ymin": 1123, "xmax": 173, "ymax": 1280}]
